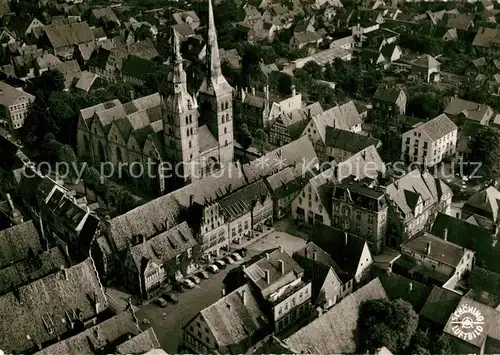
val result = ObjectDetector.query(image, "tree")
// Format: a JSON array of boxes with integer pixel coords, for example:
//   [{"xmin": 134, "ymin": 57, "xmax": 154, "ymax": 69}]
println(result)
[
  {"xmin": 468, "ymin": 126, "xmax": 500, "ymax": 180},
  {"xmin": 115, "ymin": 189, "xmax": 137, "ymax": 214},
  {"xmin": 239, "ymin": 124, "xmax": 253, "ymax": 159},
  {"xmin": 407, "ymin": 92, "xmax": 446, "ymax": 119},
  {"xmin": 357, "ymin": 299, "xmax": 418, "ymax": 354},
  {"xmin": 83, "ymin": 166, "xmax": 103, "ymax": 199},
  {"xmin": 254, "ymin": 129, "xmax": 269, "ymax": 154},
  {"xmin": 38, "ymin": 69, "xmax": 65, "ymax": 94}
]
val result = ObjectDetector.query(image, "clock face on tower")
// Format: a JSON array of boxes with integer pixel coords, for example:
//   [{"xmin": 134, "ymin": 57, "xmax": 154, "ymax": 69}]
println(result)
[{"xmin": 449, "ymin": 304, "xmax": 485, "ymax": 341}]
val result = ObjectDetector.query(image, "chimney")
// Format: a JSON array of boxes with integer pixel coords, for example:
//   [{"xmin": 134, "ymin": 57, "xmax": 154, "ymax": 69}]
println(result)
[
  {"xmin": 279, "ymin": 245, "xmax": 284, "ymax": 253},
  {"xmin": 251, "ymin": 87, "xmax": 256, "ymax": 95},
  {"xmin": 189, "ymin": 194, "xmax": 194, "ymax": 206},
  {"xmin": 242, "ymin": 290, "xmax": 247, "ymax": 305},
  {"xmin": 291, "ymin": 85, "xmax": 296, "ymax": 97},
  {"xmin": 443, "ymin": 228, "xmax": 448, "ymax": 241},
  {"xmin": 409, "ymin": 282, "xmax": 413, "ymax": 293},
  {"xmin": 265, "ymin": 269, "xmax": 270, "ymax": 284},
  {"xmin": 221, "ymin": 286, "xmax": 226, "ymax": 297},
  {"xmin": 61, "ymin": 265, "xmax": 68, "ymax": 281},
  {"xmin": 485, "ymin": 192, "xmax": 489, "ymax": 204},
  {"xmin": 344, "ymin": 232, "xmax": 348, "ymax": 246},
  {"xmin": 313, "ymin": 251, "xmax": 317, "ymax": 261},
  {"xmin": 426, "ymin": 241, "xmax": 431, "ymax": 255},
  {"xmin": 278, "ymin": 260, "xmax": 285, "ymax": 274},
  {"xmin": 6, "ymin": 193, "xmax": 15, "ymax": 213},
  {"xmin": 266, "ymin": 253, "xmax": 270, "ymax": 260}
]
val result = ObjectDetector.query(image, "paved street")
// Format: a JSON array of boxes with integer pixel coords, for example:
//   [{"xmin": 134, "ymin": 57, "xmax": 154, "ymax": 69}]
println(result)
[{"xmin": 133, "ymin": 230, "xmax": 305, "ymax": 353}]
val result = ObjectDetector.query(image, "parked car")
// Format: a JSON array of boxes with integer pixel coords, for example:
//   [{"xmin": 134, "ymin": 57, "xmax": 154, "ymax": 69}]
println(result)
[
  {"xmin": 196, "ymin": 270, "xmax": 210, "ymax": 279},
  {"xmin": 206, "ymin": 264, "xmax": 219, "ymax": 273},
  {"xmin": 174, "ymin": 283, "xmax": 186, "ymax": 293},
  {"xmin": 214, "ymin": 259, "xmax": 226, "ymax": 269},
  {"xmin": 163, "ymin": 292, "xmax": 178, "ymax": 304},
  {"xmin": 181, "ymin": 278, "xmax": 196, "ymax": 289},
  {"xmin": 187, "ymin": 275, "xmax": 201, "ymax": 284},
  {"xmin": 222, "ymin": 255, "xmax": 235, "ymax": 264},
  {"xmin": 154, "ymin": 297, "xmax": 168, "ymax": 308},
  {"xmin": 235, "ymin": 248, "xmax": 247, "ymax": 257},
  {"xmin": 231, "ymin": 252, "xmax": 243, "ymax": 261}
]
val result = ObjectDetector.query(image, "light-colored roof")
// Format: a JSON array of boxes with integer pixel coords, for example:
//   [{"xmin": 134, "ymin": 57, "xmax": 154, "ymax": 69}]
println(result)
[
  {"xmin": 293, "ymin": 31, "xmax": 322, "ymax": 44},
  {"xmin": 116, "ymin": 327, "xmax": 161, "ymax": 354},
  {"xmin": 285, "ymin": 278, "xmax": 387, "ymax": 354},
  {"xmin": 44, "ymin": 22, "xmax": 94, "ymax": 49},
  {"xmin": 406, "ymin": 114, "xmax": 457, "ymax": 142},
  {"xmin": 473, "ymin": 27, "xmax": 500, "ymax": 47},
  {"xmin": 402, "ymin": 232, "xmax": 467, "ymax": 267},
  {"xmin": 444, "ymin": 97, "xmax": 492, "ymax": 122},
  {"xmin": 75, "ymin": 71, "xmax": 99, "ymax": 92},
  {"xmin": 200, "ymin": 284, "xmax": 268, "ymax": 348},
  {"xmin": 0, "ymin": 81, "xmax": 35, "ymax": 107},
  {"xmin": 0, "ymin": 258, "xmax": 108, "ymax": 354}
]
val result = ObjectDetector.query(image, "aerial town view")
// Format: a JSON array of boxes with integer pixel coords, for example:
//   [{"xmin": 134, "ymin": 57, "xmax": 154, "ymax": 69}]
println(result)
[{"xmin": 0, "ymin": 0, "xmax": 500, "ymax": 353}]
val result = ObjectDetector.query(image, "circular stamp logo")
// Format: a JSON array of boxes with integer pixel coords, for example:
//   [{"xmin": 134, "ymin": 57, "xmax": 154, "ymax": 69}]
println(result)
[{"xmin": 450, "ymin": 303, "xmax": 485, "ymax": 341}]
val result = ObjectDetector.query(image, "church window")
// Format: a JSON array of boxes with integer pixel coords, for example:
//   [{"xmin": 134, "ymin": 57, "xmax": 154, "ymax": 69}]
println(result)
[
  {"xmin": 186, "ymin": 116, "xmax": 189, "ymax": 125},
  {"xmin": 189, "ymin": 114, "xmax": 193, "ymax": 123},
  {"xmin": 190, "ymin": 127, "xmax": 193, "ymax": 135},
  {"xmin": 225, "ymin": 140, "xmax": 228, "ymax": 146},
  {"xmin": 187, "ymin": 129, "xmax": 190, "ymax": 137},
  {"xmin": 189, "ymin": 140, "xmax": 192, "ymax": 148},
  {"xmin": 221, "ymin": 115, "xmax": 225, "ymax": 123},
  {"xmin": 224, "ymin": 127, "xmax": 227, "ymax": 134}
]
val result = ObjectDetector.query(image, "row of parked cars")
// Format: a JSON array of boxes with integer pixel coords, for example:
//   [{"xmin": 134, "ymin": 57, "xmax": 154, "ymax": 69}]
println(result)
[
  {"xmin": 153, "ymin": 248, "xmax": 247, "ymax": 308},
  {"xmin": 206, "ymin": 248, "xmax": 247, "ymax": 274}
]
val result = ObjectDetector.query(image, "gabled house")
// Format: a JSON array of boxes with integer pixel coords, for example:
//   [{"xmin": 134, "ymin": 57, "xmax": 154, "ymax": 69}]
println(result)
[
  {"xmin": 420, "ymin": 285, "xmax": 462, "ymax": 330},
  {"xmin": 172, "ymin": 11, "xmax": 200, "ymax": 30},
  {"xmin": 472, "ymin": 27, "xmax": 500, "ymax": 48},
  {"xmin": 384, "ymin": 169, "xmax": 453, "ymax": 248},
  {"xmin": 123, "ymin": 221, "xmax": 199, "ymax": 299},
  {"xmin": 373, "ymin": 84, "xmax": 407, "ymax": 116},
  {"xmin": 444, "ymin": 97, "xmax": 494, "ymax": 125},
  {"xmin": 409, "ymin": 54, "xmax": 441, "ymax": 83},
  {"xmin": 380, "ymin": 43, "xmax": 402, "ymax": 62},
  {"xmin": 325, "ymin": 127, "xmax": 381, "ymax": 163},
  {"xmin": 289, "ymin": 31, "xmax": 322, "ymax": 50},
  {"xmin": 461, "ymin": 186, "xmax": 500, "ymax": 232},
  {"xmin": 283, "ymin": 278, "xmax": 386, "ymax": 354},
  {"xmin": 183, "ymin": 284, "xmax": 269, "ymax": 354},
  {"xmin": 42, "ymin": 22, "xmax": 95, "ymax": 60},
  {"xmin": 439, "ymin": 13, "xmax": 474, "ymax": 31}
]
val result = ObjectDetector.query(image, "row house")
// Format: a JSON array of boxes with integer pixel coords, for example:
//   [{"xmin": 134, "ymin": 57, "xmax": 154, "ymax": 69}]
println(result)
[
  {"xmin": 123, "ymin": 221, "xmax": 199, "ymax": 299},
  {"xmin": 331, "ymin": 180, "xmax": 389, "ymax": 254},
  {"xmin": 42, "ymin": 22, "xmax": 95, "ymax": 61},
  {"xmin": 292, "ymin": 145, "xmax": 385, "ymax": 227},
  {"xmin": 325, "ymin": 127, "xmax": 381, "ymax": 163},
  {"xmin": 268, "ymin": 102, "xmax": 323, "ymax": 147},
  {"xmin": 395, "ymin": 232, "xmax": 475, "ymax": 288},
  {"xmin": 384, "ymin": 169, "xmax": 453, "ymax": 249},
  {"xmin": 401, "ymin": 114, "xmax": 458, "ymax": 166}
]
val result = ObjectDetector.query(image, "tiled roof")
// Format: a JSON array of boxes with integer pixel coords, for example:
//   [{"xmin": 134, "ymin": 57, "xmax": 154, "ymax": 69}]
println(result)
[
  {"xmin": 200, "ymin": 284, "xmax": 268, "ymax": 348},
  {"xmin": 420, "ymin": 286, "xmax": 462, "ymax": 326},
  {"xmin": 378, "ymin": 273, "xmax": 431, "ymax": 313},
  {"xmin": 0, "ymin": 81, "xmax": 35, "ymax": 107},
  {"xmin": 325, "ymin": 127, "xmax": 380, "ymax": 152},
  {"xmin": 406, "ymin": 114, "xmax": 457, "ymax": 142},
  {"xmin": 219, "ymin": 179, "xmax": 269, "ymax": 221},
  {"xmin": 116, "ymin": 327, "xmax": 161, "ymax": 354},
  {"xmin": 401, "ymin": 232, "xmax": 466, "ymax": 267},
  {"xmin": 34, "ymin": 311, "xmax": 142, "ymax": 355},
  {"xmin": 469, "ymin": 267, "xmax": 500, "ymax": 297},
  {"xmin": 444, "ymin": 97, "xmax": 492, "ymax": 122},
  {"xmin": 311, "ymin": 224, "xmax": 368, "ymax": 278},
  {"xmin": 0, "ymin": 258, "xmax": 107, "ymax": 354},
  {"xmin": 264, "ymin": 164, "xmax": 312, "ymax": 199},
  {"xmin": 293, "ymin": 31, "xmax": 321, "ymax": 44},
  {"xmin": 293, "ymin": 242, "xmax": 348, "ymax": 282},
  {"xmin": 373, "ymin": 84, "xmax": 404, "ymax": 104},
  {"xmin": 284, "ymin": 278, "xmax": 387, "ymax": 354},
  {"xmin": 44, "ymin": 22, "xmax": 94, "ymax": 49},
  {"xmin": 410, "ymin": 54, "xmax": 440, "ymax": 69},
  {"xmin": 130, "ymin": 221, "xmax": 198, "ymax": 273},
  {"xmin": 244, "ymin": 247, "xmax": 303, "ymax": 298},
  {"xmin": 463, "ymin": 186, "xmax": 500, "ymax": 223},
  {"xmin": 0, "ymin": 220, "xmax": 42, "ymax": 269},
  {"xmin": 0, "ymin": 247, "xmax": 67, "ymax": 295},
  {"xmin": 473, "ymin": 27, "xmax": 500, "ymax": 47}
]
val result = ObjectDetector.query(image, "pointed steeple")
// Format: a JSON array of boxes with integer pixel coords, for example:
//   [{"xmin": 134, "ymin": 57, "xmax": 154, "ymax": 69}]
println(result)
[
  {"xmin": 199, "ymin": 0, "xmax": 233, "ymax": 95},
  {"xmin": 206, "ymin": 0, "xmax": 222, "ymax": 80},
  {"xmin": 170, "ymin": 28, "xmax": 187, "ymax": 93}
]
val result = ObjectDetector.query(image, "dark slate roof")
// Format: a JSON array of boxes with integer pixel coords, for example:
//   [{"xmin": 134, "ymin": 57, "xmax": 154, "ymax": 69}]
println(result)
[
  {"xmin": 373, "ymin": 84, "xmax": 404, "ymax": 104},
  {"xmin": 219, "ymin": 179, "xmax": 270, "ymax": 221},
  {"xmin": 293, "ymin": 242, "xmax": 349, "ymax": 283},
  {"xmin": 264, "ymin": 165, "xmax": 312, "ymax": 200},
  {"xmin": 325, "ymin": 127, "xmax": 380, "ymax": 153},
  {"xmin": 420, "ymin": 285, "xmax": 462, "ymax": 326},
  {"xmin": 0, "ymin": 221, "xmax": 42, "ymax": 269},
  {"xmin": 332, "ymin": 182, "xmax": 387, "ymax": 212},
  {"xmin": 310, "ymin": 224, "xmax": 367, "ymax": 278},
  {"xmin": 0, "ymin": 258, "xmax": 108, "ymax": 354},
  {"xmin": 88, "ymin": 47, "xmax": 111, "ymax": 69},
  {"xmin": 378, "ymin": 272, "xmax": 432, "ymax": 313},
  {"xmin": 463, "ymin": 186, "xmax": 500, "ymax": 223},
  {"xmin": 431, "ymin": 213, "xmax": 500, "ymax": 273},
  {"xmin": 0, "ymin": 247, "xmax": 67, "ymax": 295},
  {"xmin": 469, "ymin": 267, "xmax": 500, "ymax": 297}
]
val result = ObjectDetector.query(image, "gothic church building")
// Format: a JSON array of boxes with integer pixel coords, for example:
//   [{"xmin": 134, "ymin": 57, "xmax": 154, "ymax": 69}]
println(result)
[{"xmin": 76, "ymin": 0, "xmax": 234, "ymax": 193}]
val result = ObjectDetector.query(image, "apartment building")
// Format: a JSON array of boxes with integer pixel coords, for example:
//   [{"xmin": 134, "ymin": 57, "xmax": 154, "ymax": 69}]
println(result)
[
  {"xmin": 401, "ymin": 114, "xmax": 458, "ymax": 166},
  {"xmin": 0, "ymin": 81, "xmax": 35, "ymax": 130},
  {"xmin": 331, "ymin": 180, "xmax": 389, "ymax": 254}
]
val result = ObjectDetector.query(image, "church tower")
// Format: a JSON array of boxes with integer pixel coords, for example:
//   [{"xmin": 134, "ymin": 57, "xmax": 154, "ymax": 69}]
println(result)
[
  {"xmin": 162, "ymin": 29, "xmax": 200, "ymax": 183},
  {"xmin": 198, "ymin": 0, "xmax": 234, "ymax": 166}
]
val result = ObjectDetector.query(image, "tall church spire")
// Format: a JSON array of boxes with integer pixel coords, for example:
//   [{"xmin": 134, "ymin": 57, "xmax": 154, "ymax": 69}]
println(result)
[
  {"xmin": 170, "ymin": 28, "xmax": 187, "ymax": 94},
  {"xmin": 206, "ymin": 0, "xmax": 222, "ymax": 80}
]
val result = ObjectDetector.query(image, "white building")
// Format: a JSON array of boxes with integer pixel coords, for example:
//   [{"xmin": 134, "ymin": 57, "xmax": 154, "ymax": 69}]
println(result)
[
  {"xmin": 401, "ymin": 114, "xmax": 457, "ymax": 166},
  {"xmin": 0, "ymin": 82, "xmax": 35, "ymax": 130}
]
